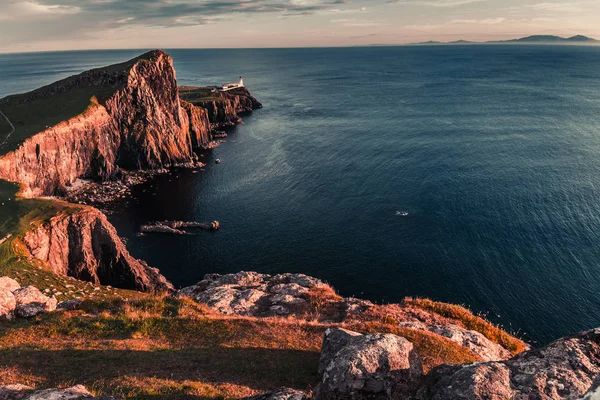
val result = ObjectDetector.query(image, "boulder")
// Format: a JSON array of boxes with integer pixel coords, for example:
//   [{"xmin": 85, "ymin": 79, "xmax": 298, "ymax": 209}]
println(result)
[
  {"xmin": 315, "ymin": 329, "xmax": 423, "ymax": 400},
  {"xmin": 0, "ymin": 288, "xmax": 16, "ymax": 319},
  {"xmin": 0, "ymin": 277, "xmax": 20, "ymax": 292},
  {"xmin": 0, "ymin": 384, "xmax": 117, "ymax": 400},
  {"xmin": 417, "ymin": 328, "xmax": 600, "ymax": 400},
  {"xmin": 243, "ymin": 388, "xmax": 308, "ymax": 400},
  {"xmin": 13, "ymin": 286, "xmax": 57, "ymax": 318},
  {"xmin": 399, "ymin": 320, "xmax": 510, "ymax": 361},
  {"xmin": 0, "ymin": 384, "xmax": 34, "ymax": 399},
  {"xmin": 318, "ymin": 328, "xmax": 363, "ymax": 376}
]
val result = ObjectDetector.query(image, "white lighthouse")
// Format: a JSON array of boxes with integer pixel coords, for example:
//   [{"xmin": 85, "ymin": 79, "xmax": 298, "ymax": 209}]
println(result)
[{"xmin": 219, "ymin": 77, "xmax": 245, "ymax": 92}]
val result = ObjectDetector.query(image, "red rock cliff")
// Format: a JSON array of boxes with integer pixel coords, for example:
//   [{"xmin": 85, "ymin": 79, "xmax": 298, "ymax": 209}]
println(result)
[
  {"xmin": 0, "ymin": 50, "xmax": 211, "ymax": 197},
  {"xmin": 22, "ymin": 207, "xmax": 173, "ymax": 292}
]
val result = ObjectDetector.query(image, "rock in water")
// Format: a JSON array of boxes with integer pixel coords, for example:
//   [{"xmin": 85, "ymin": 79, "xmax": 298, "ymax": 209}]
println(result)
[
  {"xmin": 314, "ymin": 328, "xmax": 423, "ymax": 400},
  {"xmin": 416, "ymin": 328, "xmax": 600, "ymax": 399}
]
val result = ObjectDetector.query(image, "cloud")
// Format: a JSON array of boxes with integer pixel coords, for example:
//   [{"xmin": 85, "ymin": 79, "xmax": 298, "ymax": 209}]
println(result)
[
  {"xmin": 2, "ymin": 0, "xmax": 352, "ymax": 27},
  {"xmin": 0, "ymin": 1, "xmax": 80, "ymax": 21},
  {"xmin": 388, "ymin": 0, "xmax": 487, "ymax": 8},
  {"xmin": 449, "ymin": 17, "xmax": 506, "ymax": 24}
]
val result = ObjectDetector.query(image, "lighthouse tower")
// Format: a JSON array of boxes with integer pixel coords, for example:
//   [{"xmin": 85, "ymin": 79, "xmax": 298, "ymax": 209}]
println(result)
[{"xmin": 239, "ymin": 77, "xmax": 244, "ymax": 87}]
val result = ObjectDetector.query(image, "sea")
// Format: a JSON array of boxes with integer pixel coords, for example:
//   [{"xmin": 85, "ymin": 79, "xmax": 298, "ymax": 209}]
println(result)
[{"xmin": 1, "ymin": 45, "xmax": 600, "ymax": 345}]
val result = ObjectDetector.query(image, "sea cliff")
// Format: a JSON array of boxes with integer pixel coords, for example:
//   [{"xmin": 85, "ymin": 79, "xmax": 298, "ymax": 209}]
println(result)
[{"xmin": 0, "ymin": 50, "xmax": 260, "ymax": 292}]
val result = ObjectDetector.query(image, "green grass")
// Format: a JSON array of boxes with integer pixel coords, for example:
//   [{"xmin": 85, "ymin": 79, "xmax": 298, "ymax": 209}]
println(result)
[
  {"xmin": 0, "ymin": 87, "xmax": 114, "ymax": 156},
  {"xmin": 179, "ymin": 86, "xmax": 226, "ymax": 104}
]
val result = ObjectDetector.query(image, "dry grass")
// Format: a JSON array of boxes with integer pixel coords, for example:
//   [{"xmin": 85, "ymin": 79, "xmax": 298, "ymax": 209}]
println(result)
[
  {"xmin": 403, "ymin": 297, "xmax": 528, "ymax": 355},
  {"xmin": 0, "ymin": 295, "xmax": 486, "ymax": 399}
]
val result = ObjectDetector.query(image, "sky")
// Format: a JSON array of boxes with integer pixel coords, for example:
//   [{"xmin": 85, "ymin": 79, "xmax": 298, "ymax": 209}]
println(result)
[{"xmin": 1, "ymin": 0, "xmax": 600, "ymax": 53}]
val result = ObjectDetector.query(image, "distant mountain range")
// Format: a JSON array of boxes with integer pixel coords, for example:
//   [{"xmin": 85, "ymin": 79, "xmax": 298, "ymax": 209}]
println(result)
[{"xmin": 413, "ymin": 35, "xmax": 598, "ymax": 45}]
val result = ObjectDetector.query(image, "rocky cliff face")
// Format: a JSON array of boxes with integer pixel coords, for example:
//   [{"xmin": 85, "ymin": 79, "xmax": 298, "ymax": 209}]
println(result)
[
  {"xmin": 0, "ymin": 50, "xmax": 261, "ymax": 293},
  {"xmin": 0, "ymin": 50, "xmax": 259, "ymax": 197},
  {"xmin": 21, "ymin": 207, "xmax": 173, "ymax": 292},
  {"xmin": 186, "ymin": 87, "xmax": 263, "ymax": 129}
]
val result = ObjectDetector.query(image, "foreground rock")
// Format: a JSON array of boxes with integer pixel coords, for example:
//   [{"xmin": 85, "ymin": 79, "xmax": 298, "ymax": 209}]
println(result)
[
  {"xmin": 0, "ymin": 384, "xmax": 118, "ymax": 399},
  {"xmin": 243, "ymin": 388, "xmax": 308, "ymax": 400},
  {"xmin": 0, "ymin": 277, "xmax": 84, "ymax": 319},
  {"xmin": 399, "ymin": 320, "xmax": 511, "ymax": 361},
  {"xmin": 13, "ymin": 286, "xmax": 57, "ymax": 318},
  {"xmin": 417, "ymin": 328, "xmax": 600, "ymax": 399},
  {"xmin": 178, "ymin": 271, "xmax": 335, "ymax": 318},
  {"xmin": 180, "ymin": 271, "xmax": 520, "ymax": 362},
  {"xmin": 314, "ymin": 328, "xmax": 423, "ymax": 400},
  {"xmin": 22, "ymin": 207, "xmax": 173, "ymax": 293}
]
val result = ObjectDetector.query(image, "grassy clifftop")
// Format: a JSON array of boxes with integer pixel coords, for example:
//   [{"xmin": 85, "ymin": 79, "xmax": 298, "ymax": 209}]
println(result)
[{"xmin": 0, "ymin": 295, "xmax": 484, "ymax": 399}]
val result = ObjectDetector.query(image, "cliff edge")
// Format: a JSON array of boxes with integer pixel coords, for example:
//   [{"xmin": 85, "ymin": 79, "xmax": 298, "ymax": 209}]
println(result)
[{"xmin": 0, "ymin": 50, "xmax": 260, "ymax": 292}]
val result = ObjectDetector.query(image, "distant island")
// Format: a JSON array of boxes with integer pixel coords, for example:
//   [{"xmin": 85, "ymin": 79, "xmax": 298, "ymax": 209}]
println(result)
[{"xmin": 412, "ymin": 34, "xmax": 598, "ymax": 46}]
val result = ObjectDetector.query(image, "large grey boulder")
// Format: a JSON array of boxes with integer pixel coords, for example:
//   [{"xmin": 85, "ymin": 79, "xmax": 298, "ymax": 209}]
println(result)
[
  {"xmin": 242, "ymin": 388, "xmax": 308, "ymax": 400},
  {"xmin": 13, "ymin": 286, "xmax": 57, "ymax": 318},
  {"xmin": 417, "ymin": 328, "xmax": 600, "ymax": 400},
  {"xmin": 315, "ymin": 328, "xmax": 423, "ymax": 400},
  {"xmin": 318, "ymin": 328, "xmax": 363, "ymax": 376}
]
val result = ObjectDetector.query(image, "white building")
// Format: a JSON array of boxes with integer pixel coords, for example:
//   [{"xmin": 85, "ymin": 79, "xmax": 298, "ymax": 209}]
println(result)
[{"xmin": 219, "ymin": 77, "xmax": 244, "ymax": 92}]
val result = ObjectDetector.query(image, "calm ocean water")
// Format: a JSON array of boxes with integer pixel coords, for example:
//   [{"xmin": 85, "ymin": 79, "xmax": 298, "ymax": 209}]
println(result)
[{"xmin": 2, "ymin": 46, "xmax": 600, "ymax": 344}]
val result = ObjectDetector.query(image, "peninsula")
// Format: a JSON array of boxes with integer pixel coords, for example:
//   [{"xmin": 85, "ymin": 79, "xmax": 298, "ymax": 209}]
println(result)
[{"xmin": 0, "ymin": 50, "xmax": 599, "ymax": 400}]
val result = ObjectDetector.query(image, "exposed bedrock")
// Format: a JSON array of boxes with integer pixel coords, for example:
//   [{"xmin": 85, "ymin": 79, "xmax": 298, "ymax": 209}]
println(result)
[
  {"xmin": 186, "ymin": 87, "xmax": 263, "ymax": 128},
  {"xmin": 416, "ymin": 328, "xmax": 600, "ymax": 399},
  {"xmin": 249, "ymin": 327, "xmax": 600, "ymax": 400},
  {"xmin": 178, "ymin": 271, "xmax": 517, "ymax": 362},
  {"xmin": 21, "ymin": 207, "xmax": 173, "ymax": 292}
]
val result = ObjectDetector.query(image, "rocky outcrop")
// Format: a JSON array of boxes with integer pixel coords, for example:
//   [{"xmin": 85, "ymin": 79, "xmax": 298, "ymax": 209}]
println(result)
[
  {"xmin": 180, "ymin": 99, "xmax": 212, "ymax": 149},
  {"xmin": 13, "ymin": 286, "xmax": 57, "ymax": 318},
  {"xmin": 416, "ymin": 328, "xmax": 600, "ymax": 399},
  {"xmin": 183, "ymin": 87, "xmax": 262, "ymax": 129},
  {"xmin": 0, "ymin": 50, "xmax": 261, "ymax": 198},
  {"xmin": 177, "ymin": 271, "xmax": 331, "ymax": 317},
  {"xmin": 0, "ymin": 277, "xmax": 58, "ymax": 319},
  {"xmin": 0, "ymin": 50, "xmax": 262, "ymax": 294},
  {"xmin": 243, "ymin": 388, "xmax": 308, "ymax": 400},
  {"xmin": 0, "ymin": 384, "xmax": 117, "ymax": 399},
  {"xmin": 179, "ymin": 271, "xmax": 520, "ymax": 362},
  {"xmin": 22, "ymin": 207, "xmax": 173, "ymax": 292},
  {"xmin": 314, "ymin": 328, "xmax": 423, "ymax": 400},
  {"xmin": 399, "ymin": 320, "xmax": 511, "ymax": 361}
]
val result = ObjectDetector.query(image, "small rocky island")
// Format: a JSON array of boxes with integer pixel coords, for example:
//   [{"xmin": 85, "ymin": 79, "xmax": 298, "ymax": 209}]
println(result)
[{"xmin": 0, "ymin": 50, "xmax": 599, "ymax": 399}]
